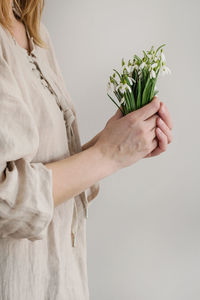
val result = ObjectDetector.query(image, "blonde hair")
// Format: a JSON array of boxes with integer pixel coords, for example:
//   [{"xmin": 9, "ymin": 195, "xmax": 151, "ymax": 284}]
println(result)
[{"xmin": 0, "ymin": 0, "xmax": 47, "ymax": 48}]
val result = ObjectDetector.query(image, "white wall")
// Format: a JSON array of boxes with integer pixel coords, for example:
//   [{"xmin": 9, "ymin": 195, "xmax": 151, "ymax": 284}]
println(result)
[{"xmin": 43, "ymin": 0, "xmax": 200, "ymax": 299}]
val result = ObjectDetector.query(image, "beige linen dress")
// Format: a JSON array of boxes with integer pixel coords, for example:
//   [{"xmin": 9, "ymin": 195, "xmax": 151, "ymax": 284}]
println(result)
[{"xmin": 0, "ymin": 8, "xmax": 100, "ymax": 300}]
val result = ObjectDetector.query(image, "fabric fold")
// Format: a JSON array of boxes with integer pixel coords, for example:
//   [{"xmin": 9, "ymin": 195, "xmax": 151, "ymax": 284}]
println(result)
[{"xmin": 63, "ymin": 107, "xmax": 89, "ymax": 247}]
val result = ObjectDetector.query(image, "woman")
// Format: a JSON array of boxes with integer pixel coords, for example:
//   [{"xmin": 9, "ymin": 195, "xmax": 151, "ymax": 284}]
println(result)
[{"xmin": 0, "ymin": 0, "xmax": 173, "ymax": 299}]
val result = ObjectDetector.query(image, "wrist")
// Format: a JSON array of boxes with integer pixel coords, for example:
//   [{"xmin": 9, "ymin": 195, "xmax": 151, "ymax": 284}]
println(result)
[{"xmin": 90, "ymin": 144, "xmax": 120, "ymax": 177}]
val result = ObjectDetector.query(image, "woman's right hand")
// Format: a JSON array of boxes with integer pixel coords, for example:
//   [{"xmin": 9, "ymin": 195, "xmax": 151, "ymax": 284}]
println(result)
[{"xmin": 94, "ymin": 97, "xmax": 161, "ymax": 170}]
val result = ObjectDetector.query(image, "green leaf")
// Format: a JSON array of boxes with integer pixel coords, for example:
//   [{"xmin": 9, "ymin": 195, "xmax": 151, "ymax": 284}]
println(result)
[
  {"xmin": 114, "ymin": 90, "xmax": 122, "ymax": 102},
  {"xmin": 136, "ymin": 78, "xmax": 142, "ymax": 109},
  {"xmin": 128, "ymin": 90, "xmax": 136, "ymax": 111},
  {"xmin": 146, "ymin": 83, "xmax": 153, "ymax": 104},
  {"xmin": 142, "ymin": 50, "xmax": 148, "ymax": 61},
  {"xmin": 150, "ymin": 79, "xmax": 157, "ymax": 101},
  {"xmin": 141, "ymin": 76, "xmax": 152, "ymax": 106},
  {"xmin": 134, "ymin": 54, "xmax": 142, "ymax": 63},
  {"xmin": 113, "ymin": 69, "xmax": 122, "ymax": 80},
  {"xmin": 126, "ymin": 91, "xmax": 131, "ymax": 112},
  {"xmin": 153, "ymin": 90, "xmax": 159, "ymax": 97},
  {"xmin": 107, "ymin": 93, "xmax": 124, "ymax": 114},
  {"xmin": 156, "ymin": 44, "xmax": 166, "ymax": 54}
]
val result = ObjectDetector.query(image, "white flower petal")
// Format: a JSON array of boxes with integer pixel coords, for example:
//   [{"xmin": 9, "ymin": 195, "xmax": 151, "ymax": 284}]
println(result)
[
  {"xmin": 151, "ymin": 62, "xmax": 157, "ymax": 69},
  {"xmin": 127, "ymin": 77, "xmax": 133, "ymax": 85},
  {"xmin": 150, "ymin": 69, "xmax": 156, "ymax": 79},
  {"xmin": 161, "ymin": 53, "xmax": 166, "ymax": 63},
  {"xmin": 140, "ymin": 62, "xmax": 146, "ymax": 69},
  {"xmin": 119, "ymin": 97, "xmax": 125, "ymax": 105}
]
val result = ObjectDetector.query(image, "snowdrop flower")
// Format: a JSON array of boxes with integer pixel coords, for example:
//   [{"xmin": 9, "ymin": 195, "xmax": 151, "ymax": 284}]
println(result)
[
  {"xmin": 127, "ymin": 76, "xmax": 136, "ymax": 85},
  {"xmin": 107, "ymin": 44, "xmax": 170, "ymax": 115},
  {"xmin": 153, "ymin": 54, "xmax": 159, "ymax": 62},
  {"xmin": 151, "ymin": 62, "xmax": 158, "ymax": 69},
  {"xmin": 116, "ymin": 83, "xmax": 132, "ymax": 94},
  {"xmin": 128, "ymin": 65, "xmax": 136, "ymax": 74},
  {"xmin": 122, "ymin": 64, "xmax": 131, "ymax": 73},
  {"xmin": 160, "ymin": 52, "xmax": 166, "ymax": 63},
  {"xmin": 138, "ymin": 72, "xmax": 143, "ymax": 80},
  {"xmin": 150, "ymin": 69, "xmax": 156, "ymax": 79},
  {"xmin": 119, "ymin": 97, "xmax": 125, "ymax": 105},
  {"xmin": 140, "ymin": 61, "xmax": 147, "ymax": 70},
  {"xmin": 121, "ymin": 58, "xmax": 130, "ymax": 73},
  {"xmin": 132, "ymin": 64, "xmax": 139, "ymax": 72},
  {"xmin": 107, "ymin": 77, "xmax": 118, "ymax": 93},
  {"xmin": 161, "ymin": 65, "xmax": 171, "ymax": 75}
]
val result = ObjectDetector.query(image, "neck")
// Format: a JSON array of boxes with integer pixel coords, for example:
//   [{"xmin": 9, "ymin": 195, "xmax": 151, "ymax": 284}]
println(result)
[{"xmin": 9, "ymin": 0, "xmax": 19, "ymax": 23}]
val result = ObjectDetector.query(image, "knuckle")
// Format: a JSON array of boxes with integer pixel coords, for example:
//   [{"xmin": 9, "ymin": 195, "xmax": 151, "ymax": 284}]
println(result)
[
  {"xmin": 127, "ymin": 114, "xmax": 136, "ymax": 125},
  {"xmin": 138, "ymin": 126, "xmax": 145, "ymax": 136},
  {"xmin": 152, "ymin": 97, "xmax": 160, "ymax": 110}
]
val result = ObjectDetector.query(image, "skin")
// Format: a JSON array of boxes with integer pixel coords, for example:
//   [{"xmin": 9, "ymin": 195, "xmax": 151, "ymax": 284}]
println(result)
[
  {"xmin": 9, "ymin": 1, "xmax": 173, "ymax": 207},
  {"xmin": 9, "ymin": 1, "xmax": 31, "ymax": 53}
]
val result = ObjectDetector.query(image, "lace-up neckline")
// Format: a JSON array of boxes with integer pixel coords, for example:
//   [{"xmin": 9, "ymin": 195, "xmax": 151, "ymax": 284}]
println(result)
[{"xmin": 11, "ymin": 6, "xmax": 36, "ymax": 58}]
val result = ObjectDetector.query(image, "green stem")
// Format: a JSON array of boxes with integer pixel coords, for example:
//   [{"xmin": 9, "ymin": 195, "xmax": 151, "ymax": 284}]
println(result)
[{"xmin": 107, "ymin": 93, "xmax": 123, "ymax": 114}]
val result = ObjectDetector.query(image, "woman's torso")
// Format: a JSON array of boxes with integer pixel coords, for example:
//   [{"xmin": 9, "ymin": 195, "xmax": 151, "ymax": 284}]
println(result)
[{"xmin": 0, "ymin": 21, "xmax": 90, "ymax": 300}]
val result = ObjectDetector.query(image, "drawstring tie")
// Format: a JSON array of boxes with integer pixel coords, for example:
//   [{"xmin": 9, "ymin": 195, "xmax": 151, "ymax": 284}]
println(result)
[{"xmin": 63, "ymin": 107, "xmax": 89, "ymax": 247}]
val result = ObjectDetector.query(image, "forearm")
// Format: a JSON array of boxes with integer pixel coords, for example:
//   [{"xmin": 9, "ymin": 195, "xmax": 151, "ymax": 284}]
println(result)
[{"xmin": 45, "ymin": 145, "xmax": 117, "ymax": 207}]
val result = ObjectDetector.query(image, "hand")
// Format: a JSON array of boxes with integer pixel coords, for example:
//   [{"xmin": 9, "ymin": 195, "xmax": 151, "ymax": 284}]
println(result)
[
  {"xmin": 145, "ymin": 100, "xmax": 173, "ymax": 158},
  {"xmin": 94, "ymin": 97, "xmax": 161, "ymax": 170}
]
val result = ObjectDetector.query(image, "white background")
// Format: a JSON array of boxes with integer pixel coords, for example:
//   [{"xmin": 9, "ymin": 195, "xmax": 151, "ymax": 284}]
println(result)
[{"xmin": 43, "ymin": 0, "xmax": 200, "ymax": 299}]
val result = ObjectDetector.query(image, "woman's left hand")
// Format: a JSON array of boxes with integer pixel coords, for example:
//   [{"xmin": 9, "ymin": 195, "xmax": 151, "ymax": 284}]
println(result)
[{"xmin": 145, "ymin": 101, "xmax": 173, "ymax": 158}]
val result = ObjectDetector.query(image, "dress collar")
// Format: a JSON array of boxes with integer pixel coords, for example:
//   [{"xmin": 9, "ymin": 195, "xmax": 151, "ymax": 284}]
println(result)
[{"xmin": 12, "ymin": 6, "xmax": 37, "ymax": 58}]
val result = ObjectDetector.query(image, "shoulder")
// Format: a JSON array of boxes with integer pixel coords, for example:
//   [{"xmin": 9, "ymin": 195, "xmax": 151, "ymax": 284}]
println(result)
[
  {"xmin": 39, "ymin": 21, "xmax": 52, "ymax": 47},
  {"xmin": 0, "ymin": 23, "xmax": 11, "ymax": 58}
]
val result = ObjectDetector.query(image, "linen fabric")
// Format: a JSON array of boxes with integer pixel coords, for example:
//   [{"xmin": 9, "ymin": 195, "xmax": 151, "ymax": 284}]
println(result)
[{"xmin": 0, "ymin": 10, "xmax": 100, "ymax": 300}]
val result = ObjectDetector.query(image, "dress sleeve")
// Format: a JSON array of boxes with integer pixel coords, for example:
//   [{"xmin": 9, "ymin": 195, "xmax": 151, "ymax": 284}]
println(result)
[{"xmin": 0, "ymin": 53, "xmax": 54, "ymax": 241}]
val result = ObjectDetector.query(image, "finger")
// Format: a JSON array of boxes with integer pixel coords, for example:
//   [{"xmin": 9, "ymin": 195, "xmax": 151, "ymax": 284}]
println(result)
[
  {"xmin": 147, "ymin": 132, "xmax": 166, "ymax": 158},
  {"xmin": 145, "ymin": 136, "xmax": 159, "ymax": 157},
  {"xmin": 157, "ymin": 117, "xmax": 173, "ymax": 143},
  {"xmin": 150, "ymin": 137, "xmax": 158, "ymax": 152},
  {"xmin": 158, "ymin": 102, "xmax": 173, "ymax": 130},
  {"xmin": 150, "ymin": 127, "xmax": 156, "ymax": 140},
  {"xmin": 128, "ymin": 97, "xmax": 161, "ymax": 121},
  {"xmin": 156, "ymin": 127, "xmax": 168, "ymax": 151},
  {"xmin": 147, "ymin": 146, "xmax": 162, "ymax": 157},
  {"xmin": 145, "ymin": 114, "xmax": 159, "ymax": 131}
]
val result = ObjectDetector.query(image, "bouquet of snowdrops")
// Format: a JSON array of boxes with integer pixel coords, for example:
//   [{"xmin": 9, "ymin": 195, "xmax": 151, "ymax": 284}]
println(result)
[{"xmin": 107, "ymin": 44, "xmax": 171, "ymax": 115}]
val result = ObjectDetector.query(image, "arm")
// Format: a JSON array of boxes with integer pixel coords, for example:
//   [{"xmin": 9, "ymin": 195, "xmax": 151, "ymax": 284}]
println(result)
[
  {"xmin": 45, "ymin": 145, "xmax": 117, "ymax": 208},
  {"xmin": 0, "ymin": 55, "xmax": 55, "ymax": 241}
]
